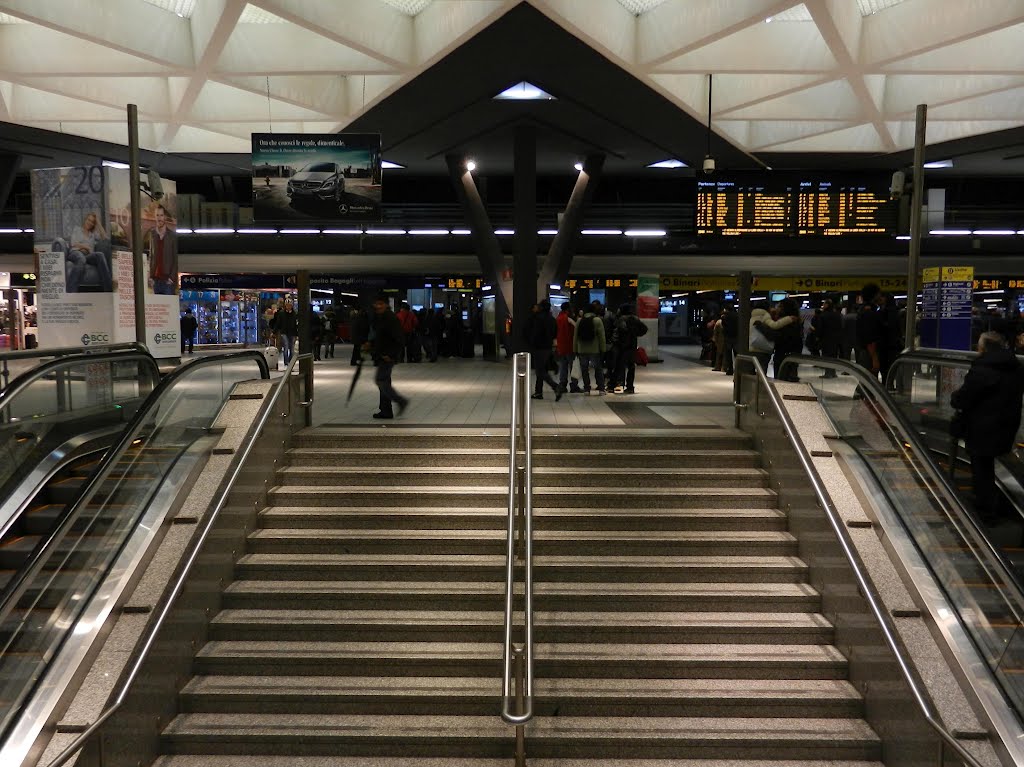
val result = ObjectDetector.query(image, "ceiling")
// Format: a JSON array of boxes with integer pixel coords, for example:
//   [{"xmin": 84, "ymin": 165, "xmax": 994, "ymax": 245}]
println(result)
[{"xmin": 0, "ymin": 0, "xmax": 1022, "ymax": 175}]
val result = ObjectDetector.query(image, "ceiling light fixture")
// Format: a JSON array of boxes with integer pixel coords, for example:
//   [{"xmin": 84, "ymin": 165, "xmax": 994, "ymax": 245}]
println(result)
[
  {"xmin": 574, "ymin": 162, "xmax": 584, "ymax": 172},
  {"xmin": 923, "ymin": 159, "xmax": 953, "ymax": 169},
  {"xmin": 703, "ymin": 74, "xmax": 716, "ymax": 175},
  {"xmin": 647, "ymin": 159, "xmax": 687, "ymax": 169},
  {"xmin": 465, "ymin": 160, "xmax": 477, "ymax": 172},
  {"xmin": 493, "ymin": 81, "xmax": 556, "ymax": 101},
  {"xmin": 380, "ymin": 160, "xmax": 405, "ymax": 170},
  {"xmin": 625, "ymin": 229, "xmax": 666, "ymax": 237},
  {"xmin": 101, "ymin": 160, "xmax": 130, "ymax": 169}
]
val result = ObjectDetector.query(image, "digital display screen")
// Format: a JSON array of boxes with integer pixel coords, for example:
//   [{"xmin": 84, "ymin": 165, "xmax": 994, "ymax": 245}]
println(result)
[{"xmin": 697, "ymin": 174, "xmax": 897, "ymax": 236}]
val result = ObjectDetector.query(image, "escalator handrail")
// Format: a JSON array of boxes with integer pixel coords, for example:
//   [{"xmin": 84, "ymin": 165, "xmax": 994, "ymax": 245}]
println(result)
[
  {"xmin": 0, "ymin": 350, "xmax": 270, "ymax": 638},
  {"xmin": 736, "ymin": 354, "xmax": 986, "ymax": 767},
  {"xmin": 779, "ymin": 353, "xmax": 1024, "ymax": 624},
  {"xmin": 41, "ymin": 353, "xmax": 309, "ymax": 767},
  {"xmin": 0, "ymin": 341, "xmax": 149, "ymax": 365},
  {"xmin": 0, "ymin": 349, "xmax": 160, "ymax": 417},
  {"xmin": 886, "ymin": 347, "xmax": 1024, "ymax": 392}
]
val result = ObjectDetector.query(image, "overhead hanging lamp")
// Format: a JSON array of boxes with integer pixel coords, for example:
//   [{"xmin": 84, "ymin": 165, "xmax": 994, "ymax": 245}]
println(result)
[{"xmin": 702, "ymin": 73, "xmax": 716, "ymax": 175}]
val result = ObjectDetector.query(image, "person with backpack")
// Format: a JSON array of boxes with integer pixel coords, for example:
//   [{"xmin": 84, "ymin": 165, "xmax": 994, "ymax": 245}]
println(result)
[
  {"xmin": 574, "ymin": 303, "xmax": 606, "ymax": 394},
  {"xmin": 609, "ymin": 303, "xmax": 647, "ymax": 394},
  {"xmin": 522, "ymin": 300, "xmax": 561, "ymax": 401}
]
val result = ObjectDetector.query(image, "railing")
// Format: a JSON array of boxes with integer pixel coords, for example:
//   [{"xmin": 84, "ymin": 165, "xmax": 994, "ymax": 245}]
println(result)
[
  {"xmin": 0, "ymin": 342, "xmax": 150, "ymax": 393},
  {"xmin": 734, "ymin": 354, "xmax": 986, "ymax": 767},
  {"xmin": 0, "ymin": 350, "xmax": 269, "ymax": 744},
  {"xmin": 501, "ymin": 351, "xmax": 534, "ymax": 767},
  {"xmin": 39, "ymin": 352, "xmax": 310, "ymax": 767}
]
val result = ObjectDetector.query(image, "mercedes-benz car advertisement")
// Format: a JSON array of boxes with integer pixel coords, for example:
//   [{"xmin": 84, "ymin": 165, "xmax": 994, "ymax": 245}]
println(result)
[{"xmin": 252, "ymin": 133, "xmax": 381, "ymax": 222}]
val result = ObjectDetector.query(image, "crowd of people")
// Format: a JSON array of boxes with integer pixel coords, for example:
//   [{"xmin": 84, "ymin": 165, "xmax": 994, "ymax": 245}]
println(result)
[{"xmin": 523, "ymin": 300, "xmax": 648, "ymax": 400}]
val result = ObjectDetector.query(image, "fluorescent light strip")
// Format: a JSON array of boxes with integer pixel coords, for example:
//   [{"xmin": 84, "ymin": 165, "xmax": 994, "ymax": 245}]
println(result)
[
  {"xmin": 279, "ymin": 229, "xmax": 320, "ymax": 235},
  {"xmin": 408, "ymin": 229, "xmax": 449, "ymax": 235},
  {"xmin": 923, "ymin": 159, "xmax": 953, "ymax": 169},
  {"xmin": 896, "ymin": 235, "xmax": 910, "ymax": 240},
  {"xmin": 983, "ymin": 298, "xmax": 1002, "ymax": 302},
  {"xmin": 625, "ymin": 229, "xmax": 666, "ymax": 237},
  {"xmin": 364, "ymin": 229, "xmax": 407, "ymax": 235},
  {"xmin": 581, "ymin": 229, "xmax": 622, "ymax": 236},
  {"xmin": 192, "ymin": 228, "xmax": 234, "ymax": 234},
  {"xmin": 538, "ymin": 229, "xmax": 559, "ymax": 236},
  {"xmin": 101, "ymin": 160, "xmax": 130, "ymax": 169},
  {"xmin": 975, "ymin": 290, "xmax": 1005, "ymax": 295},
  {"xmin": 322, "ymin": 229, "xmax": 363, "ymax": 234},
  {"xmin": 450, "ymin": 229, "xmax": 472, "ymax": 236},
  {"xmin": 177, "ymin": 228, "xmax": 193, "ymax": 234},
  {"xmin": 0, "ymin": 228, "xmax": 23, "ymax": 233},
  {"xmin": 973, "ymin": 230, "xmax": 1016, "ymax": 235},
  {"xmin": 482, "ymin": 285, "xmax": 493, "ymax": 291},
  {"xmin": 237, "ymin": 228, "xmax": 278, "ymax": 234},
  {"xmin": 750, "ymin": 296, "xmax": 767, "ymax": 301},
  {"xmin": 929, "ymin": 229, "xmax": 971, "ymax": 235},
  {"xmin": 494, "ymin": 229, "xmax": 515, "ymax": 235},
  {"xmin": 549, "ymin": 284, "xmax": 562, "ymax": 290}
]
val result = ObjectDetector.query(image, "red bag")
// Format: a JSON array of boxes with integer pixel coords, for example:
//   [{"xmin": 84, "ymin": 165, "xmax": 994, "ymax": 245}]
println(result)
[{"xmin": 634, "ymin": 347, "xmax": 649, "ymax": 366}]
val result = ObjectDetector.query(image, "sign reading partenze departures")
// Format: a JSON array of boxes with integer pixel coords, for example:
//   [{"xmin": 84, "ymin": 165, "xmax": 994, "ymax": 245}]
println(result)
[{"xmin": 252, "ymin": 133, "xmax": 382, "ymax": 223}]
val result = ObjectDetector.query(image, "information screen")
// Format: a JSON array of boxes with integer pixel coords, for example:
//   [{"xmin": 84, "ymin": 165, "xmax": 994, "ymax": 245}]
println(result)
[
  {"xmin": 697, "ymin": 174, "xmax": 897, "ymax": 237},
  {"xmin": 697, "ymin": 178, "xmax": 794, "ymax": 235}
]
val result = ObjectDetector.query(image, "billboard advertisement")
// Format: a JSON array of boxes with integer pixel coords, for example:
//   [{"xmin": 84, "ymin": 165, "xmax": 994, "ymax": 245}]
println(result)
[
  {"xmin": 252, "ymin": 133, "xmax": 381, "ymax": 223},
  {"xmin": 106, "ymin": 168, "xmax": 179, "ymax": 295}
]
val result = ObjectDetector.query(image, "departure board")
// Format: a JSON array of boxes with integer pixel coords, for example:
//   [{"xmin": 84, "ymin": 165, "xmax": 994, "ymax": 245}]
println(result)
[
  {"xmin": 796, "ymin": 180, "xmax": 896, "ymax": 236},
  {"xmin": 697, "ymin": 178, "xmax": 794, "ymax": 235},
  {"xmin": 696, "ymin": 174, "xmax": 897, "ymax": 237}
]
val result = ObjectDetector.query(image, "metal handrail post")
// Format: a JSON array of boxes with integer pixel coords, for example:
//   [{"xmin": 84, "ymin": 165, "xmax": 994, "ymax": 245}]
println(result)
[{"xmin": 735, "ymin": 354, "xmax": 986, "ymax": 767}]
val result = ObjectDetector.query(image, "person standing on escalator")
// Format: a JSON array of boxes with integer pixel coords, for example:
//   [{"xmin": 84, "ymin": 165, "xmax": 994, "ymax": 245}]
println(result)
[{"xmin": 951, "ymin": 331, "xmax": 1024, "ymax": 523}]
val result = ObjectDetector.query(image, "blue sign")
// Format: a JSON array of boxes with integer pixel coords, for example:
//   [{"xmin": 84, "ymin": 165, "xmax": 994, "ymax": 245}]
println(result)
[{"xmin": 920, "ymin": 267, "xmax": 972, "ymax": 350}]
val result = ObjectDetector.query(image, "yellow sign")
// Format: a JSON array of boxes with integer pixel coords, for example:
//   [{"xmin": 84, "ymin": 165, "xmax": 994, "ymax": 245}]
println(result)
[
  {"xmin": 1010, "ymin": 279, "xmax": 1024, "ymax": 289},
  {"xmin": 942, "ymin": 266, "xmax": 973, "ymax": 283},
  {"xmin": 660, "ymin": 276, "xmax": 737, "ymax": 291},
  {"xmin": 922, "ymin": 267, "xmax": 940, "ymax": 283},
  {"xmin": 973, "ymin": 279, "xmax": 1001, "ymax": 290}
]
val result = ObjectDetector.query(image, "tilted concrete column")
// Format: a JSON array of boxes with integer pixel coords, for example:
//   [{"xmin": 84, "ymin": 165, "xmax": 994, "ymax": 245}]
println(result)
[{"xmin": 537, "ymin": 153, "xmax": 605, "ymax": 298}]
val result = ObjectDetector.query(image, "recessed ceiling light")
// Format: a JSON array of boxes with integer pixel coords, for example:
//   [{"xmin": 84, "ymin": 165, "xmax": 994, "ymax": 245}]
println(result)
[
  {"xmin": 494, "ymin": 82, "xmax": 556, "ymax": 101},
  {"xmin": 465, "ymin": 160, "xmax": 477, "ymax": 172},
  {"xmin": 647, "ymin": 159, "xmax": 687, "ymax": 169},
  {"xmin": 574, "ymin": 162, "xmax": 584, "ymax": 172}
]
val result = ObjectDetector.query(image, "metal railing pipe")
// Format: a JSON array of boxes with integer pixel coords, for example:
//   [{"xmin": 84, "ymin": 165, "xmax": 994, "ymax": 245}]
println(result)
[{"xmin": 737, "ymin": 354, "xmax": 985, "ymax": 767}]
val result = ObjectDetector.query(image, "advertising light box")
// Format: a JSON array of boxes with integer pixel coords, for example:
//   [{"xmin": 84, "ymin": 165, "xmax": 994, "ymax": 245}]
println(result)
[{"xmin": 252, "ymin": 133, "xmax": 382, "ymax": 223}]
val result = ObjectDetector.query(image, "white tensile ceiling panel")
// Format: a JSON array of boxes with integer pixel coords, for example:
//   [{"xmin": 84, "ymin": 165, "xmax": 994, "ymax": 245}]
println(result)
[{"xmin": 0, "ymin": 0, "xmax": 1020, "ymax": 155}]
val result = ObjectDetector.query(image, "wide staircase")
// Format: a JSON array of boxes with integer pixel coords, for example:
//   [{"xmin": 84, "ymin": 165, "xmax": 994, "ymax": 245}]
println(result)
[{"xmin": 155, "ymin": 426, "xmax": 882, "ymax": 766}]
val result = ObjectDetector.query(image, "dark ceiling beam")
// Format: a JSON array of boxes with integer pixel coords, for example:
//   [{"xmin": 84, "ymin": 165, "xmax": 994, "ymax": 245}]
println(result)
[
  {"xmin": 537, "ymin": 152, "xmax": 605, "ymax": 299},
  {"xmin": 445, "ymin": 152, "xmax": 511, "ymax": 320}
]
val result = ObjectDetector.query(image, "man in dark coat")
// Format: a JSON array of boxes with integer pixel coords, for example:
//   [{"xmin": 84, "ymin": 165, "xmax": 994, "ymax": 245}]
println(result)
[
  {"xmin": 366, "ymin": 296, "xmax": 409, "ymax": 420},
  {"xmin": 522, "ymin": 300, "xmax": 561, "ymax": 400},
  {"xmin": 180, "ymin": 308, "xmax": 198, "ymax": 354},
  {"xmin": 951, "ymin": 331, "xmax": 1024, "ymax": 522}
]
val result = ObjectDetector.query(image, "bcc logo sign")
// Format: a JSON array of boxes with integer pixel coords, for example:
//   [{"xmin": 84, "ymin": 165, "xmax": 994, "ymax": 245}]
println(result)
[
  {"xmin": 153, "ymin": 332, "xmax": 177, "ymax": 345},
  {"xmin": 80, "ymin": 333, "xmax": 110, "ymax": 346}
]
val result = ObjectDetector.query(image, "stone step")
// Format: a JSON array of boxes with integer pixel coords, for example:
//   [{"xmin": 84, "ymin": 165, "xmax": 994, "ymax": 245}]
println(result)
[
  {"xmin": 245, "ymin": 529, "xmax": 799, "ymax": 557},
  {"xmin": 291, "ymin": 428, "xmax": 753, "ymax": 452},
  {"xmin": 154, "ymin": 758, "xmax": 884, "ymax": 767},
  {"xmin": 285, "ymin": 447, "xmax": 762, "ymax": 469},
  {"xmin": 275, "ymin": 467, "xmax": 770, "ymax": 489},
  {"xmin": 221, "ymin": 581, "xmax": 820, "ymax": 613},
  {"xmin": 194, "ymin": 641, "xmax": 849, "ymax": 680},
  {"xmin": 160, "ymin": 713, "xmax": 880, "ymax": 760},
  {"xmin": 234, "ymin": 554, "xmax": 810, "ymax": 584},
  {"xmin": 266, "ymin": 486, "xmax": 778, "ymax": 510},
  {"xmin": 207, "ymin": 609, "xmax": 834, "ymax": 645},
  {"xmin": 256, "ymin": 507, "xmax": 788, "ymax": 532},
  {"xmin": 179, "ymin": 676, "xmax": 864, "ymax": 718}
]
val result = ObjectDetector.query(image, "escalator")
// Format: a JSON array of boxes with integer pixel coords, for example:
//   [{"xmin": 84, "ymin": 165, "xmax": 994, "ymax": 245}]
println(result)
[
  {"xmin": 773, "ymin": 352, "xmax": 1024, "ymax": 760},
  {"xmin": 0, "ymin": 350, "xmax": 270, "ymax": 766}
]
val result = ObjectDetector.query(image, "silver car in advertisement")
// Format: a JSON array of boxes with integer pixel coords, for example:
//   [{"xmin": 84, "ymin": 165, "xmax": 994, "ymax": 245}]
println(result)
[{"xmin": 286, "ymin": 162, "xmax": 345, "ymax": 202}]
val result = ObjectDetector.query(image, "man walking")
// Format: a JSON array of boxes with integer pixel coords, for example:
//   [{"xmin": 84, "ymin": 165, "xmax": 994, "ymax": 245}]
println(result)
[
  {"xmin": 522, "ymin": 300, "xmax": 561, "ymax": 401},
  {"xmin": 366, "ymin": 296, "xmax": 409, "ymax": 420}
]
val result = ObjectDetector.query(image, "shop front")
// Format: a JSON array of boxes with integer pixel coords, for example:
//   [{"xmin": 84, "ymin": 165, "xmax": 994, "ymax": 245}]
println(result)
[
  {"xmin": 180, "ymin": 273, "xmax": 296, "ymax": 348},
  {"xmin": 0, "ymin": 271, "xmax": 38, "ymax": 350}
]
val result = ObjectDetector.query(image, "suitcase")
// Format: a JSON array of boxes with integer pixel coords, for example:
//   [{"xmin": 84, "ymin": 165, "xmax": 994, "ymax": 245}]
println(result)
[{"xmin": 264, "ymin": 346, "xmax": 279, "ymax": 371}]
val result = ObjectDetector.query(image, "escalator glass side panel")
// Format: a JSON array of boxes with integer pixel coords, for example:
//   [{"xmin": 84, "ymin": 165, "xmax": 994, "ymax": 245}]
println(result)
[
  {"xmin": 0, "ymin": 354, "xmax": 265, "ymax": 741},
  {"xmin": 789, "ymin": 359, "xmax": 1024, "ymax": 718}
]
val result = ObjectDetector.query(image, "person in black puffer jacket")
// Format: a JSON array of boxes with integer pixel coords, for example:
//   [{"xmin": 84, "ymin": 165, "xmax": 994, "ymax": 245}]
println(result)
[
  {"xmin": 771, "ymin": 299, "xmax": 803, "ymax": 382},
  {"xmin": 951, "ymin": 331, "xmax": 1024, "ymax": 522}
]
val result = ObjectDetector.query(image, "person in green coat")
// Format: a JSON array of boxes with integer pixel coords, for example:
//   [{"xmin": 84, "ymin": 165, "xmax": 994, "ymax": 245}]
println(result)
[{"xmin": 573, "ymin": 303, "xmax": 607, "ymax": 395}]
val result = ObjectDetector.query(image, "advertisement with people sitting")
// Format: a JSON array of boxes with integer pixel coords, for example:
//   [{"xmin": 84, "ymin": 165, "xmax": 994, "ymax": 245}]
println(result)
[{"xmin": 252, "ymin": 133, "xmax": 381, "ymax": 222}]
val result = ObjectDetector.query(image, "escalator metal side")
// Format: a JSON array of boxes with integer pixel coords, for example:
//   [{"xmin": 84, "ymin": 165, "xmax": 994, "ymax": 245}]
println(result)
[
  {"xmin": 1, "ymin": 437, "xmax": 215, "ymax": 767},
  {"xmin": 735, "ymin": 359, "xmax": 1002, "ymax": 767}
]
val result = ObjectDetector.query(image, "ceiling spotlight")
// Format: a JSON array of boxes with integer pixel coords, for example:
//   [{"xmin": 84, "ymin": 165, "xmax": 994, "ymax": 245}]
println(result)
[
  {"xmin": 466, "ymin": 160, "xmax": 477, "ymax": 172},
  {"xmin": 574, "ymin": 162, "xmax": 584, "ymax": 172}
]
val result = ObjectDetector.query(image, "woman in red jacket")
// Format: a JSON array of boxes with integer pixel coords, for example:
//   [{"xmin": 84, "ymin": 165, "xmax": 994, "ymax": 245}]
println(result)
[{"xmin": 555, "ymin": 303, "xmax": 579, "ymax": 394}]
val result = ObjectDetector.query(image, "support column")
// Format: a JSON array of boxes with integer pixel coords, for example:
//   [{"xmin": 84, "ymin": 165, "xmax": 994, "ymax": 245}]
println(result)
[
  {"xmin": 127, "ymin": 104, "xmax": 146, "ymax": 351},
  {"xmin": 446, "ymin": 154, "xmax": 511, "ymax": 320},
  {"xmin": 737, "ymin": 271, "xmax": 752, "ymax": 357},
  {"xmin": 905, "ymin": 104, "xmax": 927, "ymax": 351},
  {"xmin": 513, "ymin": 126, "xmax": 537, "ymax": 353},
  {"xmin": 537, "ymin": 153, "xmax": 605, "ymax": 297},
  {"xmin": 297, "ymin": 269, "xmax": 310, "ymax": 357}
]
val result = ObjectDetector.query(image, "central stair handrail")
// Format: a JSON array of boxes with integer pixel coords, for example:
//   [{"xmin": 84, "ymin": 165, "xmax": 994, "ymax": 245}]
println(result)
[
  {"xmin": 735, "ymin": 354, "xmax": 985, "ymax": 767},
  {"xmin": 501, "ymin": 351, "xmax": 534, "ymax": 765}
]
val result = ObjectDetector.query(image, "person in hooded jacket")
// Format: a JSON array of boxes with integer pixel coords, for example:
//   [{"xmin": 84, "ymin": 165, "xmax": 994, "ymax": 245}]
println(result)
[
  {"xmin": 609, "ymin": 303, "xmax": 646, "ymax": 394},
  {"xmin": 951, "ymin": 331, "xmax": 1024, "ymax": 523},
  {"xmin": 749, "ymin": 306, "xmax": 796, "ymax": 373}
]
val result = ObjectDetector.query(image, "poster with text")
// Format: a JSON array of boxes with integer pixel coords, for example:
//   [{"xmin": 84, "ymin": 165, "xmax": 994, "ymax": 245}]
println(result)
[
  {"xmin": 252, "ymin": 133, "xmax": 381, "ymax": 223},
  {"xmin": 36, "ymin": 250, "xmax": 115, "ymax": 348},
  {"xmin": 30, "ymin": 165, "xmax": 113, "ymax": 293},
  {"xmin": 106, "ymin": 168, "xmax": 179, "ymax": 295},
  {"xmin": 113, "ymin": 251, "xmax": 180, "ymax": 359},
  {"xmin": 637, "ymin": 274, "xmax": 660, "ymax": 362}
]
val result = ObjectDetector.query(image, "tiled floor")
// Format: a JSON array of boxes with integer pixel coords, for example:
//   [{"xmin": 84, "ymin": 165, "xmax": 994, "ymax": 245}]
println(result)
[{"xmin": 309, "ymin": 344, "xmax": 736, "ymax": 428}]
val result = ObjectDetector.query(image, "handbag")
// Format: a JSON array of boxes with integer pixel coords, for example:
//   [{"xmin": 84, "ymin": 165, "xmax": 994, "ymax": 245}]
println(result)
[
  {"xmin": 634, "ymin": 347, "xmax": 649, "ymax": 366},
  {"xmin": 750, "ymin": 326, "xmax": 774, "ymax": 353}
]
